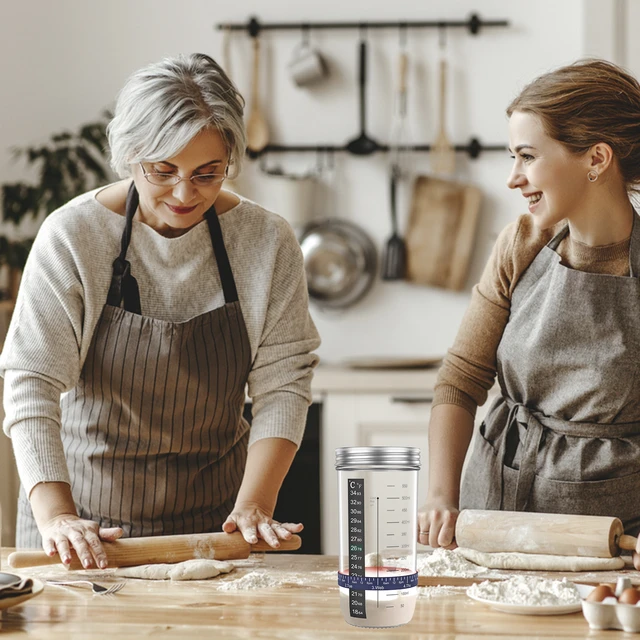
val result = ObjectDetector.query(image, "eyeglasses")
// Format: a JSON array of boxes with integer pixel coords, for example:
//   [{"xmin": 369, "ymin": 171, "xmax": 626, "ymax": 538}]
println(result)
[{"xmin": 139, "ymin": 163, "xmax": 228, "ymax": 188}]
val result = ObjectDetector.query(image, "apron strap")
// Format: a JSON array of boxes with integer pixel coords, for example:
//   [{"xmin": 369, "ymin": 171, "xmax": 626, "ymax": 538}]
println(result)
[
  {"xmin": 628, "ymin": 212, "xmax": 640, "ymax": 278},
  {"xmin": 547, "ymin": 225, "xmax": 570, "ymax": 252},
  {"xmin": 106, "ymin": 182, "xmax": 141, "ymax": 314},
  {"xmin": 205, "ymin": 206, "xmax": 239, "ymax": 304},
  {"xmin": 106, "ymin": 183, "xmax": 240, "ymax": 311}
]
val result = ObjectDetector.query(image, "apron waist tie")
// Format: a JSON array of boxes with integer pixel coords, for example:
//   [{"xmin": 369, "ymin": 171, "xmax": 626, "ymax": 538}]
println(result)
[
  {"xmin": 491, "ymin": 401, "xmax": 550, "ymax": 512},
  {"xmin": 488, "ymin": 396, "xmax": 640, "ymax": 512}
]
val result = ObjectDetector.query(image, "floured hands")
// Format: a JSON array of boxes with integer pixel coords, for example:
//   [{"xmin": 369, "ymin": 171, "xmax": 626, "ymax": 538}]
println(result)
[
  {"xmin": 222, "ymin": 501, "xmax": 303, "ymax": 548},
  {"xmin": 40, "ymin": 514, "xmax": 123, "ymax": 569}
]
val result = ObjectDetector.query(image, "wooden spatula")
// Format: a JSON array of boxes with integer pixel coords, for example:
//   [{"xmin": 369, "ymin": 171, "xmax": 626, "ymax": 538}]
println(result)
[
  {"xmin": 246, "ymin": 34, "xmax": 269, "ymax": 154},
  {"xmin": 430, "ymin": 59, "xmax": 455, "ymax": 176},
  {"xmin": 9, "ymin": 532, "xmax": 301, "ymax": 570}
]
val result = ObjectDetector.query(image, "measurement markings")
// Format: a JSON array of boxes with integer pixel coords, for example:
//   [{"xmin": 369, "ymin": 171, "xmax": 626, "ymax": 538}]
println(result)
[{"xmin": 387, "ymin": 521, "xmax": 400, "ymax": 524}]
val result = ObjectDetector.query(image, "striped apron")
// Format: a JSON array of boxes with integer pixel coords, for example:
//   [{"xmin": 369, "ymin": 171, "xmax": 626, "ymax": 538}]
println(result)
[
  {"xmin": 17, "ymin": 184, "xmax": 252, "ymax": 547},
  {"xmin": 461, "ymin": 213, "xmax": 640, "ymax": 535}
]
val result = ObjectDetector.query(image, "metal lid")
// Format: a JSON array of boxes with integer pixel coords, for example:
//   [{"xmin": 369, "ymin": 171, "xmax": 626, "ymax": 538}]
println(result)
[{"xmin": 335, "ymin": 446, "xmax": 420, "ymax": 470}]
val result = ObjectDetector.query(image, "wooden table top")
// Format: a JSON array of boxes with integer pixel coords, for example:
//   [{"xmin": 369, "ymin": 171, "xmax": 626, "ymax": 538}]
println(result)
[{"xmin": 0, "ymin": 549, "xmax": 636, "ymax": 639}]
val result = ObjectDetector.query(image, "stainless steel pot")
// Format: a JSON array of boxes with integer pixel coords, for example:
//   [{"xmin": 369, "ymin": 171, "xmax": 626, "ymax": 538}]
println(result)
[{"xmin": 299, "ymin": 219, "xmax": 377, "ymax": 309}]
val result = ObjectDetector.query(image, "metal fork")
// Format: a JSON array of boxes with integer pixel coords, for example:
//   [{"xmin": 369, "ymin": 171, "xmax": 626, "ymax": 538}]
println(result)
[{"xmin": 47, "ymin": 580, "xmax": 125, "ymax": 595}]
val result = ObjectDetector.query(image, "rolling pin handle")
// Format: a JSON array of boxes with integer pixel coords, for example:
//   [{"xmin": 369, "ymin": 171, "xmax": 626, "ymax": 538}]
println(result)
[{"xmin": 618, "ymin": 534, "xmax": 638, "ymax": 552}]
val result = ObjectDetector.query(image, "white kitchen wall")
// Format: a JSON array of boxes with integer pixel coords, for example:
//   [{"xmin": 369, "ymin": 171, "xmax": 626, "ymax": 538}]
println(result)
[
  {"xmin": 0, "ymin": 0, "xmax": 615, "ymax": 367},
  {"xmin": 0, "ymin": 0, "xmax": 592, "ymax": 365}
]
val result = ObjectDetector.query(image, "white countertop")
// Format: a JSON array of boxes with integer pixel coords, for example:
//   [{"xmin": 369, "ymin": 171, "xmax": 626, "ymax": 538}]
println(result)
[{"xmin": 311, "ymin": 364, "xmax": 440, "ymax": 393}]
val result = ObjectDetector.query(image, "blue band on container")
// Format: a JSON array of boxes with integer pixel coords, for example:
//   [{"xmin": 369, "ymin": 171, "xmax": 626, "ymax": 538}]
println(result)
[{"xmin": 338, "ymin": 572, "xmax": 418, "ymax": 591}]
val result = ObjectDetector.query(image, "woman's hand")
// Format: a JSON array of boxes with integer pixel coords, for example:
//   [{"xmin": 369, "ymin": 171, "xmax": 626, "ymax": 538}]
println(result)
[
  {"xmin": 222, "ymin": 501, "xmax": 303, "ymax": 548},
  {"xmin": 634, "ymin": 540, "xmax": 640, "ymax": 571},
  {"xmin": 417, "ymin": 499, "xmax": 459, "ymax": 549},
  {"xmin": 40, "ymin": 514, "xmax": 123, "ymax": 569}
]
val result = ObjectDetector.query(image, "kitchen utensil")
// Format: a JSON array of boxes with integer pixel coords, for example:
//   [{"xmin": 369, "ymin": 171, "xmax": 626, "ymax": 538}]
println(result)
[
  {"xmin": 288, "ymin": 35, "xmax": 328, "ymax": 87},
  {"xmin": 300, "ymin": 219, "xmax": 377, "ymax": 309},
  {"xmin": 456, "ymin": 510, "xmax": 638, "ymax": 558},
  {"xmin": 382, "ymin": 47, "xmax": 409, "ymax": 281},
  {"xmin": 336, "ymin": 447, "xmax": 420, "ymax": 628},
  {"xmin": 47, "ymin": 580, "xmax": 126, "ymax": 595},
  {"xmin": 221, "ymin": 25, "xmax": 233, "ymax": 77},
  {"xmin": 345, "ymin": 40, "xmax": 381, "ymax": 156},
  {"xmin": 431, "ymin": 59, "xmax": 456, "ymax": 175},
  {"xmin": 246, "ymin": 35, "xmax": 269, "ymax": 155},
  {"xmin": 381, "ymin": 168, "xmax": 406, "ymax": 280},
  {"xmin": 406, "ymin": 176, "xmax": 482, "ymax": 290},
  {"xmin": 8, "ymin": 531, "xmax": 302, "ymax": 570}
]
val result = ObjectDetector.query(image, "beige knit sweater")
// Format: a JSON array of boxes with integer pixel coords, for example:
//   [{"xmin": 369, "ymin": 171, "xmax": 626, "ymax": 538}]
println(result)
[
  {"xmin": 433, "ymin": 213, "xmax": 632, "ymax": 415},
  {"xmin": 0, "ymin": 188, "xmax": 320, "ymax": 496}
]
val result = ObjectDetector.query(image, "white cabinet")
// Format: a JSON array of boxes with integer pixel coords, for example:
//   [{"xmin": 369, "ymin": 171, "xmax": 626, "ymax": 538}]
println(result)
[
  {"xmin": 321, "ymin": 392, "xmax": 432, "ymax": 555},
  {"xmin": 319, "ymin": 387, "xmax": 497, "ymax": 554}
]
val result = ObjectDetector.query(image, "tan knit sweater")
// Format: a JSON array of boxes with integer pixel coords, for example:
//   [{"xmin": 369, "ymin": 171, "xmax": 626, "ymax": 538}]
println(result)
[{"xmin": 433, "ymin": 214, "xmax": 632, "ymax": 416}]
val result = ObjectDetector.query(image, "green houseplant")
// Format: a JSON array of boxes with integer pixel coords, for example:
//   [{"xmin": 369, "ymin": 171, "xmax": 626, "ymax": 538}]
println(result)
[{"xmin": 1, "ymin": 112, "xmax": 113, "ymax": 300}]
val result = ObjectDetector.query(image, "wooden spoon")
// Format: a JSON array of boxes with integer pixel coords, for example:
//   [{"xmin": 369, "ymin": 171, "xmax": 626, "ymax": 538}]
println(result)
[{"xmin": 246, "ymin": 35, "xmax": 269, "ymax": 154}]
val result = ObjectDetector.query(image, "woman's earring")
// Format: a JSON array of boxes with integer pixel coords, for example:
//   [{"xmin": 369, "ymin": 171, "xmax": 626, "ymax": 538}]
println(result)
[{"xmin": 587, "ymin": 170, "xmax": 599, "ymax": 182}]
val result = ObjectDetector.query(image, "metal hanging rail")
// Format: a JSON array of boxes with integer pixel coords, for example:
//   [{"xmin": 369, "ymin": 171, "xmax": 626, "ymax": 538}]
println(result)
[
  {"xmin": 260, "ymin": 139, "xmax": 505, "ymax": 159},
  {"xmin": 218, "ymin": 14, "xmax": 510, "ymax": 159},
  {"xmin": 217, "ymin": 14, "xmax": 509, "ymax": 36}
]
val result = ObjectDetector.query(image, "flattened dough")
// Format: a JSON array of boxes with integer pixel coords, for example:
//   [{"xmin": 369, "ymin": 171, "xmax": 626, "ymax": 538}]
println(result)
[
  {"xmin": 114, "ymin": 559, "xmax": 235, "ymax": 581},
  {"xmin": 456, "ymin": 547, "xmax": 625, "ymax": 572}
]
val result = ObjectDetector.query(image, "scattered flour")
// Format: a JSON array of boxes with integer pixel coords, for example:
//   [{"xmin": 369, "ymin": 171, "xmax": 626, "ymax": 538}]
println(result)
[
  {"xmin": 468, "ymin": 576, "xmax": 581, "ymax": 606},
  {"xmin": 417, "ymin": 548, "xmax": 488, "ymax": 577},
  {"xmin": 418, "ymin": 586, "xmax": 467, "ymax": 599},
  {"xmin": 217, "ymin": 569, "xmax": 335, "ymax": 591}
]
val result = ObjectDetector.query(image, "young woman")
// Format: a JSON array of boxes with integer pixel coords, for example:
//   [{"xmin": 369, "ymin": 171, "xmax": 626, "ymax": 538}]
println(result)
[
  {"xmin": 419, "ymin": 59, "xmax": 640, "ymax": 569},
  {"xmin": 0, "ymin": 53, "xmax": 320, "ymax": 569}
]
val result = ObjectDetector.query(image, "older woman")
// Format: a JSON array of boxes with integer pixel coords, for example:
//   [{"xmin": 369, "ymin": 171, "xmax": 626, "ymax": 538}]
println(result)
[{"xmin": 0, "ymin": 53, "xmax": 320, "ymax": 569}]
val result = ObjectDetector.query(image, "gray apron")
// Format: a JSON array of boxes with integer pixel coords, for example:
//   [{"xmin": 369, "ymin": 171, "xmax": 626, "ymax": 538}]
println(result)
[
  {"xmin": 17, "ymin": 184, "xmax": 252, "ymax": 547},
  {"xmin": 461, "ymin": 214, "xmax": 640, "ymax": 535}
]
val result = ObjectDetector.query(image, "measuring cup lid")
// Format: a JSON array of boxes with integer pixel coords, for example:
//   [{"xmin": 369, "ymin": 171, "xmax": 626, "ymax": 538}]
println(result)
[{"xmin": 335, "ymin": 446, "xmax": 420, "ymax": 470}]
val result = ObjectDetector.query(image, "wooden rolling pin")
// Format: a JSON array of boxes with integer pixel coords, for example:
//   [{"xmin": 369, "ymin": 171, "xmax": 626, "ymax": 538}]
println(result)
[
  {"xmin": 8, "ymin": 532, "xmax": 301, "ymax": 570},
  {"xmin": 456, "ymin": 510, "xmax": 637, "ymax": 558}
]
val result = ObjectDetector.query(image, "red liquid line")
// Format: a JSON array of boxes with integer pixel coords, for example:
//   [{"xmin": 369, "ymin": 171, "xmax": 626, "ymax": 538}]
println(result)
[{"xmin": 339, "ymin": 567, "xmax": 413, "ymax": 575}]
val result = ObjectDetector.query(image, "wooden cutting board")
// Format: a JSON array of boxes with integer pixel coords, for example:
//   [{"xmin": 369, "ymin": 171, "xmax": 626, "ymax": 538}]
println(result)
[{"xmin": 406, "ymin": 175, "xmax": 482, "ymax": 290}]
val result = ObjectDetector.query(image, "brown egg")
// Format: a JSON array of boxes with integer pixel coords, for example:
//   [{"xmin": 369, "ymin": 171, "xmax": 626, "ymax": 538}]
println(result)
[
  {"xmin": 586, "ymin": 584, "xmax": 616, "ymax": 602},
  {"xmin": 618, "ymin": 588, "xmax": 640, "ymax": 605}
]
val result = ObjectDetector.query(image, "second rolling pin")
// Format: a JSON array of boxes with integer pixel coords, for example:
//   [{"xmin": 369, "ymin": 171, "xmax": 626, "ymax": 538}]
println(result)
[{"xmin": 456, "ymin": 510, "xmax": 637, "ymax": 558}]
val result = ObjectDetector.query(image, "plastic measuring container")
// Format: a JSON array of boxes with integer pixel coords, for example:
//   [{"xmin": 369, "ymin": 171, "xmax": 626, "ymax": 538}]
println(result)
[{"xmin": 336, "ymin": 446, "xmax": 420, "ymax": 628}]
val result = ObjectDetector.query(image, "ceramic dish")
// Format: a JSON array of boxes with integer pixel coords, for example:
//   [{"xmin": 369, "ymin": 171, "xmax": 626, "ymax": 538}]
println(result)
[
  {"xmin": 0, "ymin": 578, "xmax": 44, "ymax": 610},
  {"xmin": 466, "ymin": 590, "xmax": 582, "ymax": 616}
]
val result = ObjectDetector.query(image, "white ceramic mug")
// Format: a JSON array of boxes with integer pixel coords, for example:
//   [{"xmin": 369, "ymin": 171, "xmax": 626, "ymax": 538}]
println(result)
[{"xmin": 288, "ymin": 43, "xmax": 328, "ymax": 87}]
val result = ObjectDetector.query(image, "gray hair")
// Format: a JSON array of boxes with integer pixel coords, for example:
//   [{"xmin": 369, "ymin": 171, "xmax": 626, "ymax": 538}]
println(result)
[{"xmin": 107, "ymin": 53, "xmax": 246, "ymax": 179}]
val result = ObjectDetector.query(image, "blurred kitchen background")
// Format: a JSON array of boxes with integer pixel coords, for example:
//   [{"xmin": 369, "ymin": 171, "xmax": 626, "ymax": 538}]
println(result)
[{"xmin": 0, "ymin": 0, "xmax": 636, "ymax": 550}]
